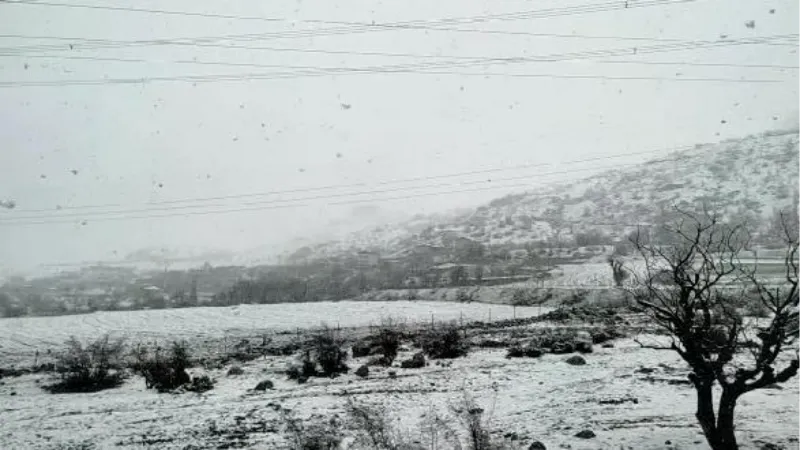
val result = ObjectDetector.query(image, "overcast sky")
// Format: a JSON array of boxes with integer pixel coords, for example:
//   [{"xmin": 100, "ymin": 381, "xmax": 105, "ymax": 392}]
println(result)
[{"xmin": 0, "ymin": 0, "xmax": 797, "ymax": 274}]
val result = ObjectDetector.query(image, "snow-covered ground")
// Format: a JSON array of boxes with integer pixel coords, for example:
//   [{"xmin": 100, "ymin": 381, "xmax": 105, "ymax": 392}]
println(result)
[
  {"xmin": 0, "ymin": 301, "xmax": 547, "ymax": 365},
  {"xmin": 1, "ymin": 335, "xmax": 796, "ymax": 449}
]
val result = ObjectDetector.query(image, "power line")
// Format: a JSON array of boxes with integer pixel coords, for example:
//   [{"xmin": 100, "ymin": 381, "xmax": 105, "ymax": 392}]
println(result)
[
  {"xmin": 0, "ymin": 153, "xmax": 699, "ymax": 225},
  {"xmin": 0, "ymin": 145, "xmax": 705, "ymax": 214},
  {"xmin": 0, "ymin": 30, "xmax": 731, "ymax": 55},
  {"xmin": 3, "ymin": 0, "xmax": 695, "ymax": 40},
  {"xmin": 0, "ymin": 35, "xmax": 793, "ymax": 87},
  {"xmin": 3, "ymin": 48, "xmax": 797, "ymax": 72}
]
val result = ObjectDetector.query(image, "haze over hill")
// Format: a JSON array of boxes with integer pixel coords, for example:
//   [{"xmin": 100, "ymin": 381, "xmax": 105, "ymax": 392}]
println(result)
[{"xmin": 296, "ymin": 130, "xmax": 799, "ymax": 262}]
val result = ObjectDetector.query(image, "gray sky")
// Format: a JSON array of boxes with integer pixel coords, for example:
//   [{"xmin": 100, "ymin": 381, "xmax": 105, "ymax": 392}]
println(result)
[{"xmin": 0, "ymin": 0, "xmax": 797, "ymax": 274}]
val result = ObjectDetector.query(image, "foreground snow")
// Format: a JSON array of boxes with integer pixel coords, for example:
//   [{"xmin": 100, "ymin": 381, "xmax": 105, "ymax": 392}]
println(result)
[{"xmin": 1, "ymin": 336, "xmax": 796, "ymax": 449}]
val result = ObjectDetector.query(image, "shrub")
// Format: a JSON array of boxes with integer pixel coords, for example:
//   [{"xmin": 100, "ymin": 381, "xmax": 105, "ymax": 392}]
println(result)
[
  {"xmin": 310, "ymin": 327, "xmax": 349, "ymax": 377},
  {"xmin": 45, "ymin": 335, "xmax": 126, "ymax": 393},
  {"xmin": 254, "ymin": 380, "xmax": 274, "ymax": 391},
  {"xmin": 287, "ymin": 352, "xmax": 318, "ymax": 381},
  {"xmin": 133, "ymin": 341, "xmax": 192, "ymax": 392},
  {"xmin": 400, "ymin": 352, "xmax": 426, "ymax": 369},
  {"xmin": 419, "ymin": 325, "xmax": 468, "ymax": 359},
  {"xmin": 374, "ymin": 325, "xmax": 402, "ymax": 366},
  {"xmin": 505, "ymin": 345, "xmax": 542, "ymax": 359},
  {"xmin": 227, "ymin": 365, "xmax": 244, "ymax": 376},
  {"xmin": 184, "ymin": 375, "xmax": 214, "ymax": 393}
]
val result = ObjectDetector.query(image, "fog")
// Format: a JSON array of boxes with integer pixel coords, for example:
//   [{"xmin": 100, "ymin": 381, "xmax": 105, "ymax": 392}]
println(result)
[{"xmin": 0, "ymin": 0, "xmax": 797, "ymax": 275}]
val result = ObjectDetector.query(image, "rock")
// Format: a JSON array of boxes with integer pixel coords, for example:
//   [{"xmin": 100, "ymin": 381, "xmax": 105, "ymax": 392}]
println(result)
[
  {"xmin": 529, "ymin": 441, "xmax": 547, "ymax": 450},
  {"xmin": 665, "ymin": 440, "xmax": 672, "ymax": 445},
  {"xmin": 254, "ymin": 380, "xmax": 274, "ymax": 391},
  {"xmin": 565, "ymin": 355, "xmax": 586, "ymax": 366},
  {"xmin": 401, "ymin": 352, "xmax": 426, "ymax": 369},
  {"xmin": 388, "ymin": 371, "xmax": 397, "ymax": 379},
  {"xmin": 574, "ymin": 429, "xmax": 595, "ymax": 439},
  {"xmin": 355, "ymin": 365, "xmax": 369, "ymax": 378},
  {"xmin": 601, "ymin": 342, "xmax": 614, "ymax": 348},
  {"xmin": 636, "ymin": 367, "xmax": 656, "ymax": 374},
  {"xmin": 227, "ymin": 365, "xmax": 244, "ymax": 376}
]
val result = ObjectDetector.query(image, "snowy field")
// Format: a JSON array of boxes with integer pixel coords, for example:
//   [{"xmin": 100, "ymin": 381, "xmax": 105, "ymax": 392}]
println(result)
[
  {"xmin": 0, "ymin": 301, "xmax": 549, "ymax": 363},
  {"xmin": 1, "ymin": 336, "xmax": 796, "ymax": 450}
]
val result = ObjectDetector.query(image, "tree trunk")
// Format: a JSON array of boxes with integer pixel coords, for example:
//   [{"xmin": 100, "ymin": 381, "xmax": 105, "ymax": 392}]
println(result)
[
  {"xmin": 715, "ymin": 389, "xmax": 739, "ymax": 450},
  {"xmin": 694, "ymin": 379, "xmax": 740, "ymax": 450},
  {"xmin": 694, "ymin": 378, "xmax": 722, "ymax": 449}
]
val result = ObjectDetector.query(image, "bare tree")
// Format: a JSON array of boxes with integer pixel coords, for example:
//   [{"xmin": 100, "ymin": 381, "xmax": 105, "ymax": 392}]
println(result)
[{"xmin": 627, "ymin": 208, "xmax": 798, "ymax": 450}]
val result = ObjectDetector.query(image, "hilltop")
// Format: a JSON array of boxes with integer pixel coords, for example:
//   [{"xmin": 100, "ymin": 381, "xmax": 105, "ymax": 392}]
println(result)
[{"xmin": 293, "ymin": 130, "xmax": 799, "ymax": 263}]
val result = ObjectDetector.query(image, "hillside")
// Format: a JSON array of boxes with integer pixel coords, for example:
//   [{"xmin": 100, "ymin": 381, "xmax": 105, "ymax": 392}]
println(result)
[{"xmin": 298, "ymin": 130, "xmax": 799, "ymax": 261}]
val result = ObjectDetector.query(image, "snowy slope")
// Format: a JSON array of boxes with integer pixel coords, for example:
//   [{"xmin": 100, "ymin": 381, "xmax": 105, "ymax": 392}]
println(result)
[{"xmin": 303, "ymin": 130, "xmax": 799, "ymax": 259}]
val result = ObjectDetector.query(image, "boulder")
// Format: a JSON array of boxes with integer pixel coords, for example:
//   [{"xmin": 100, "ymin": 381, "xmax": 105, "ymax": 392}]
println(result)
[
  {"xmin": 574, "ymin": 429, "xmax": 595, "ymax": 439},
  {"xmin": 355, "ymin": 365, "xmax": 369, "ymax": 378},
  {"xmin": 254, "ymin": 380, "xmax": 274, "ymax": 391},
  {"xmin": 528, "ymin": 441, "xmax": 547, "ymax": 450},
  {"xmin": 565, "ymin": 355, "xmax": 587, "ymax": 366}
]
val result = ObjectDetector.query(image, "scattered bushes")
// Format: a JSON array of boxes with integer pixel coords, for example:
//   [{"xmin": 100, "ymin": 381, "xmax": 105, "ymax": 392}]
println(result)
[
  {"xmin": 45, "ymin": 335, "xmax": 126, "ymax": 393},
  {"xmin": 419, "ymin": 324, "xmax": 468, "ymax": 359},
  {"xmin": 227, "ymin": 365, "xmax": 244, "ymax": 376}
]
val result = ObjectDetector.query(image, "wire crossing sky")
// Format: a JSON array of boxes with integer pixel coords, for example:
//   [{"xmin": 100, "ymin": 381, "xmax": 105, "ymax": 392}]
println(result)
[{"xmin": 0, "ymin": 0, "xmax": 797, "ymax": 274}]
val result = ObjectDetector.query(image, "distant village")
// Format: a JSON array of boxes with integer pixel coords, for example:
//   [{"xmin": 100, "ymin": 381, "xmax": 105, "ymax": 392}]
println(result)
[{"xmin": 0, "ymin": 226, "xmax": 788, "ymax": 318}]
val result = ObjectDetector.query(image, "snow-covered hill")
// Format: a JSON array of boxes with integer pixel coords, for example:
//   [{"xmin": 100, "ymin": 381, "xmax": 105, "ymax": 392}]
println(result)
[{"xmin": 297, "ymin": 130, "xmax": 799, "ymax": 260}]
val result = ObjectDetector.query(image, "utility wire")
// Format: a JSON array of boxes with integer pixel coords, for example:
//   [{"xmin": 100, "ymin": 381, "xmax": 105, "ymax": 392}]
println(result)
[
  {"xmin": 2, "ymin": 145, "xmax": 705, "ymax": 214},
  {"xmin": 0, "ymin": 35, "xmax": 793, "ymax": 87},
  {"xmin": 0, "ymin": 154, "xmax": 698, "ymax": 225},
  {"xmin": 2, "ymin": 0, "xmax": 695, "ymax": 39},
  {"xmin": 3, "ymin": 48, "xmax": 797, "ymax": 71}
]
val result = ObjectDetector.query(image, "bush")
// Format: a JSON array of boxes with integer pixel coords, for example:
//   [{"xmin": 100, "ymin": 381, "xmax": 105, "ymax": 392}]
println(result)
[
  {"xmin": 45, "ymin": 335, "xmax": 126, "ymax": 393},
  {"xmin": 288, "ymin": 328, "xmax": 349, "ymax": 382},
  {"xmin": 310, "ymin": 328, "xmax": 349, "ymax": 377},
  {"xmin": 254, "ymin": 379, "xmax": 274, "ymax": 391},
  {"xmin": 419, "ymin": 325, "xmax": 468, "ymax": 359},
  {"xmin": 505, "ymin": 345, "xmax": 542, "ymax": 359},
  {"xmin": 374, "ymin": 326, "xmax": 401, "ymax": 366},
  {"xmin": 287, "ymin": 352, "xmax": 318, "ymax": 381},
  {"xmin": 133, "ymin": 341, "xmax": 192, "ymax": 392},
  {"xmin": 184, "ymin": 375, "xmax": 214, "ymax": 393},
  {"xmin": 227, "ymin": 365, "xmax": 244, "ymax": 376},
  {"xmin": 400, "ymin": 352, "xmax": 426, "ymax": 369}
]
